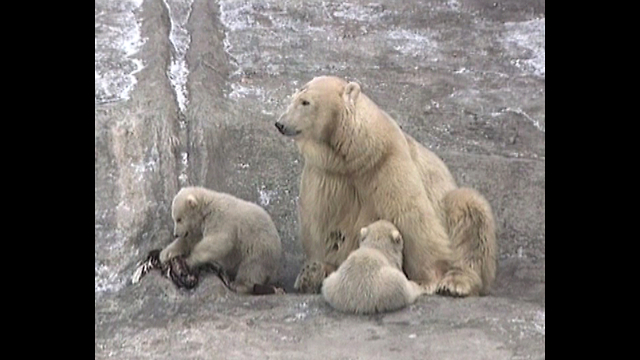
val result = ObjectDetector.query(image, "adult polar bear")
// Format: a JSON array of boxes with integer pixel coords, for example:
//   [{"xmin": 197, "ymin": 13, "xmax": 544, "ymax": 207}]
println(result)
[{"xmin": 275, "ymin": 76, "xmax": 497, "ymax": 297}]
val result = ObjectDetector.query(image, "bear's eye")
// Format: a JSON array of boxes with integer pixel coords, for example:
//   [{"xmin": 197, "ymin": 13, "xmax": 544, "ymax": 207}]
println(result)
[
  {"xmin": 176, "ymin": 218, "xmax": 182, "ymax": 223},
  {"xmin": 301, "ymin": 100, "xmax": 310, "ymax": 106}
]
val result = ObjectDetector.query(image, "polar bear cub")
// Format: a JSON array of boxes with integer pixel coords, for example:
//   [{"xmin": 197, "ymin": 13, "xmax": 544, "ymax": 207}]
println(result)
[
  {"xmin": 159, "ymin": 186, "xmax": 282, "ymax": 294},
  {"xmin": 321, "ymin": 220, "xmax": 427, "ymax": 314}
]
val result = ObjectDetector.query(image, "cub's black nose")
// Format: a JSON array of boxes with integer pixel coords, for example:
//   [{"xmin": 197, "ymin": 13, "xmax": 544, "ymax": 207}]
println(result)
[{"xmin": 275, "ymin": 122, "xmax": 285, "ymax": 134}]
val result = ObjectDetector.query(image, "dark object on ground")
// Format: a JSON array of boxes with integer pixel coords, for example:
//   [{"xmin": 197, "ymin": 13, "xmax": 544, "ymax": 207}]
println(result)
[
  {"xmin": 196, "ymin": 261, "xmax": 233, "ymax": 290},
  {"xmin": 132, "ymin": 249, "xmax": 218, "ymax": 290},
  {"xmin": 132, "ymin": 249, "xmax": 285, "ymax": 295},
  {"xmin": 253, "ymin": 283, "xmax": 286, "ymax": 295},
  {"xmin": 166, "ymin": 254, "xmax": 199, "ymax": 289}
]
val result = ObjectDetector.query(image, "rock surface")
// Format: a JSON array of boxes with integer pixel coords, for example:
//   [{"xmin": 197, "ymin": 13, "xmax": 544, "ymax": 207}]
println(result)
[{"xmin": 95, "ymin": 0, "xmax": 545, "ymax": 358}]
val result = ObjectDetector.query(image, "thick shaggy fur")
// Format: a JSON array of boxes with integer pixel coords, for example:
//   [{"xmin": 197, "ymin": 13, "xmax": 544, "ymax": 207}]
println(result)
[
  {"xmin": 159, "ymin": 187, "xmax": 283, "ymax": 294},
  {"xmin": 276, "ymin": 76, "xmax": 496, "ymax": 296},
  {"xmin": 322, "ymin": 220, "xmax": 426, "ymax": 314}
]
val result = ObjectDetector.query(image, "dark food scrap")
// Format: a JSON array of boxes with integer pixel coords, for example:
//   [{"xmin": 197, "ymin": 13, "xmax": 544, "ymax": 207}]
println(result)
[
  {"xmin": 132, "ymin": 249, "xmax": 223, "ymax": 290},
  {"xmin": 132, "ymin": 249, "xmax": 285, "ymax": 294}
]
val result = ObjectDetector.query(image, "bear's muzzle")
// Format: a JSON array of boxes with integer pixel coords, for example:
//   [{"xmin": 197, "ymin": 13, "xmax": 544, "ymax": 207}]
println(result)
[{"xmin": 275, "ymin": 121, "xmax": 301, "ymax": 137}]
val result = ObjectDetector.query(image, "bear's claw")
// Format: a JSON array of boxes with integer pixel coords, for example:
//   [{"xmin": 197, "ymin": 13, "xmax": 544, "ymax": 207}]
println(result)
[{"xmin": 436, "ymin": 274, "xmax": 472, "ymax": 297}]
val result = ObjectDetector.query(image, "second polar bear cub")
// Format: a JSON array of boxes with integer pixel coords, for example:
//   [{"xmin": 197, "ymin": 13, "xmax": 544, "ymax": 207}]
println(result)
[
  {"xmin": 159, "ymin": 186, "xmax": 283, "ymax": 294},
  {"xmin": 322, "ymin": 220, "xmax": 427, "ymax": 314}
]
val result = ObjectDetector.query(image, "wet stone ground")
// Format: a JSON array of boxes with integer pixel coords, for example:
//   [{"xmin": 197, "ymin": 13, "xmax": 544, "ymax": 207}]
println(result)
[{"xmin": 95, "ymin": 0, "xmax": 545, "ymax": 359}]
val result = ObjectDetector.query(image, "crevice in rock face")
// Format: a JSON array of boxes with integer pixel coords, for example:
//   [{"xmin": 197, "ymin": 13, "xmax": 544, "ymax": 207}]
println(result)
[
  {"xmin": 96, "ymin": 0, "xmax": 183, "ymax": 295},
  {"xmin": 182, "ymin": 0, "xmax": 234, "ymax": 188},
  {"xmin": 162, "ymin": 0, "xmax": 194, "ymax": 114},
  {"xmin": 95, "ymin": 0, "xmax": 238, "ymax": 296},
  {"xmin": 94, "ymin": 0, "xmax": 146, "ymax": 105},
  {"xmin": 160, "ymin": 0, "xmax": 194, "ymax": 187}
]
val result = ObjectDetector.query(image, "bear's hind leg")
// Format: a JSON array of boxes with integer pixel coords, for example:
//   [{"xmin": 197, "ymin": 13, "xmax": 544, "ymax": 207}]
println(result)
[
  {"xmin": 233, "ymin": 258, "xmax": 284, "ymax": 295},
  {"xmin": 437, "ymin": 188, "xmax": 497, "ymax": 297}
]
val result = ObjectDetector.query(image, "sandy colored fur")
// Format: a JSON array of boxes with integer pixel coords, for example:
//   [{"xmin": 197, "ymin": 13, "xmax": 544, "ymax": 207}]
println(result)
[
  {"xmin": 159, "ymin": 187, "xmax": 283, "ymax": 294},
  {"xmin": 277, "ymin": 76, "xmax": 497, "ymax": 297},
  {"xmin": 321, "ymin": 221, "xmax": 426, "ymax": 314}
]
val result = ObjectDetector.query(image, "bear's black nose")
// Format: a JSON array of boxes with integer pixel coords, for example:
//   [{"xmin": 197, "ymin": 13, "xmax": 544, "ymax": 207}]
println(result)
[{"xmin": 275, "ymin": 122, "xmax": 285, "ymax": 134}]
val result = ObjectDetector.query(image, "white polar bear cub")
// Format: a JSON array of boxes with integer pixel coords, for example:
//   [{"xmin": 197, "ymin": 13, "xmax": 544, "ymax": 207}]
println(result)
[
  {"xmin": 321, "ymin": 220, "xmax": 427, "ymax": 314},
  {"xmin": 159, "ymin": 186, "xmax": 282, "ymax": 294}
]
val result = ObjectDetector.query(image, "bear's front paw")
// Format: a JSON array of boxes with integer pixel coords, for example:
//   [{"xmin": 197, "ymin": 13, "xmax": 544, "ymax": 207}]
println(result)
[
  {"xmin": 436, "ymin": 271, "xmax": 474, "ymax": 297},
  {"xmin": 293, "ymin": 261, "xmax": 327, "ymax": 294},
  {"xmin": 159, "ymin": 247, "xmax": 180, "ymax": 264}
]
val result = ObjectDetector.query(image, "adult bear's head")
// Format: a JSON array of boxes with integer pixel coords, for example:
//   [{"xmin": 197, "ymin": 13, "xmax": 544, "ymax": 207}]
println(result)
[{"xmin": 275, "ymin": 76, "xmax": 361, "ymax": 143}]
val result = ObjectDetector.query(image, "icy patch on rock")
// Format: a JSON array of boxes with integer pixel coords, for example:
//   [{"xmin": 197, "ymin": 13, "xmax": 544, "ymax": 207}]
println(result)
[
  {"xmin": 162, "ymin": 0, "xmax": 194, "ymax": 113},
  {"xmin": 259, "ymin": 187, "xmax": 278, "ymax": 207},
  {"xmin": 95, "ymin": 0, "xmax": 146, "ymax": 104},
  {"xmin": 229, "ymin": 83, "xmax": 266, "ymax": 100},
  {"xmin": 501, "ymin": 18, "xmax": 545, "ymax": 77},
  {"xmin": 95, "ymin": 226, "xmax": 132, "ymax": 294},
  {"xmin": 327, "ymin": 2, "xmax": 387, "ymax": 22},
  {"xmin": 387, "ymin": 29, "xmax": 440, "ymax": 60},
  {"xmin": 533, "ymin": 310, "xmax": 545, "ymax": 335}
]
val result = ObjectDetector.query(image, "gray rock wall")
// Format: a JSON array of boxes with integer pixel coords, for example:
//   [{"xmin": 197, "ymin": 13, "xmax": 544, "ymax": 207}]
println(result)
[{"xmin": 95, "ymin": 0, "xmax": 544, "ymax": 358}]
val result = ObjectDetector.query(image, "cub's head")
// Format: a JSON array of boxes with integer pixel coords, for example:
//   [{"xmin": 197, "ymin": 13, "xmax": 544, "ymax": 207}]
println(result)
[
  {"xmin": 275, "ymin": 76, "xmax": 361, "ymax": 143},
  {"xmin": 358, "ymin": 220, "xmax": 404, "ymax": 269},
  {"xmin": 171, "ymin": 187, "xmax": 205, "ymax": 240}
]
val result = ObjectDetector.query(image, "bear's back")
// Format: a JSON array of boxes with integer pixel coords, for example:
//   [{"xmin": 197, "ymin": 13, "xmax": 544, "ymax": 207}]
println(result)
[
  {"xmin": 403, "ymin": 134, "xmax": 458, "ymax": 207},
  {"xmin": 200, "ymin": 189, "xmax": 282, "ymax": 260},
  {"xmin": 322, "ymin": 248, "xmax": 410, "ymax": 314},
  {"xmin": 341, "ymin": 248, "xmax": 390, "ymax": 274},
  {"xmin": 353, "ymin": 91, "xmax": 458, "ymax": 206}
]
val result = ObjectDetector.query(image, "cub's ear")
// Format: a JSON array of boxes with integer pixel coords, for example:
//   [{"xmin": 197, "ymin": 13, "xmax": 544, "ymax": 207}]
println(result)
[
  {"xmin": 359, "ymin": 227, "xmax": 369, "ymax": 239},
  {"xmin": 343, "ymin": 81, "xmax": 361, "ymax": 106},
  {"xmin": 391, "ymin": 230, "xmax": 402, "ymax": 244},
  {"xmin": 186, "ymin": 194, "xmax": 198, "ymax": 208}
]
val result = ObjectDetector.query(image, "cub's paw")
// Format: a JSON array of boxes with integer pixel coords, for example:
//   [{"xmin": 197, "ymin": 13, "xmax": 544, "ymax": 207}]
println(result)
[
  {"xmin": 436, "ymin": 270, "xmax": 478, "ymax": 297},
  {"xmin": 294, "ymin": 261, "xmax": 327, "ymax": 294},
  {"xmin": 159, "ymin": 247, "xmax": 180, "ymax": 264}
]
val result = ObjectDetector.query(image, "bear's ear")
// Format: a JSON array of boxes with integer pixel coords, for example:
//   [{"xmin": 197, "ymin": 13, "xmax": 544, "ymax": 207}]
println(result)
[
  {"xmin": 186, "ymin": 194, "xmax": 198, "ymax": 208},
  {"xmin": 343, "ymin": 82, "xmax": 361, "ymax": 106},
  {"xmin": 359, "ymin": 227, "xmax": 369, "ymax": 239},
  {"xmin": 391, "ymin": 230, "xmax": 402, "ymax": 244}
]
